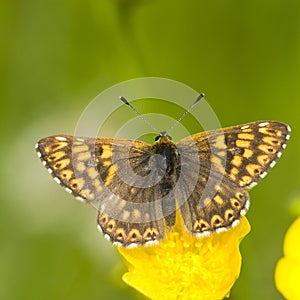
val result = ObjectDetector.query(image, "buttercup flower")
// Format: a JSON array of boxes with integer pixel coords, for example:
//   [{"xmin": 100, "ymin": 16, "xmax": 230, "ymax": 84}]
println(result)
[
  {"xmin": 275, "ymin": 217, "xmax": 300, "ymax": 300},
  {"xmin": 118, "ymin": 214, "xmax": 250, "ymax": 300}
]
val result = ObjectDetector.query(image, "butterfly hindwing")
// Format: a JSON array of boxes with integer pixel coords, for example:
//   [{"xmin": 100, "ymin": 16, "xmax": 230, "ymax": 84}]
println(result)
[{"xmin": 177, "ymin": 168, "xmax": 249, "ymax": 236}]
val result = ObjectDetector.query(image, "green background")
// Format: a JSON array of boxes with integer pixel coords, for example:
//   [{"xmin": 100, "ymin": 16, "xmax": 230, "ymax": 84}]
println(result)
[{"xmin": 1, "ymin": 1, "xmax": 300, "ymax": 299}]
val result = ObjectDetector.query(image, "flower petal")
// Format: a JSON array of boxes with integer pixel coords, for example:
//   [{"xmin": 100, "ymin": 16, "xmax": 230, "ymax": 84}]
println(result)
[
  {"xmin": 119, "ymin": 216, "xmax": 250, "ymax": 300},
  {"xmin": 275, "ymin": 217, "xmax": 300, "ymax": 300}
]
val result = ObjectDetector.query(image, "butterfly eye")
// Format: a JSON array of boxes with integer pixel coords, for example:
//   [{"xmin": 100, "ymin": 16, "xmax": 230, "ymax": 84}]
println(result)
[
  {"xmin": 167, "ymin": 135, "xmax": 173, "ymax": 140},
  {"xmin": 155, "ymin": 136, "xmax": 160, "ymax": 142}
]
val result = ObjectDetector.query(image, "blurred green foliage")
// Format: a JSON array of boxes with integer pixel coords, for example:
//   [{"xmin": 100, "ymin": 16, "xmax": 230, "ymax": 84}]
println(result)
[{"xmin": 1, "ymin": 0, "xmax": 300, "ymax": 299}]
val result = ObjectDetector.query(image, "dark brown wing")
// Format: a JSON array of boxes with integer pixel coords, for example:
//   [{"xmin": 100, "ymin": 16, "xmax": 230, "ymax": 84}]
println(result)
[
  {"xmin": 36, "ymin": 135, "xmax": 167, "ymax": 247},
  {"xmin": 176, "ymin": 121, "xmax": 291, "ymax": 236}
]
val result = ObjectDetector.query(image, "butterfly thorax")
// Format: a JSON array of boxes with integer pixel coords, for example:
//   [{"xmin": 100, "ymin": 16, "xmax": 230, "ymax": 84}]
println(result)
[{"xmin": 151, "ymin": 136, "xmax": 180, "ymax": 180}]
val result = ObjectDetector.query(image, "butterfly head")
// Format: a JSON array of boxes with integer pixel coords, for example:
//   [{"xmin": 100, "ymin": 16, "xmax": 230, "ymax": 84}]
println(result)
[{"xmin": 155, "ymin": 131, "xmax": 173, "ymax": 143}]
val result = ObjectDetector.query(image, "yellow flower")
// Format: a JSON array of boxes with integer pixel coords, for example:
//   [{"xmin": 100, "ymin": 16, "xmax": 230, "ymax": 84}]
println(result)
[
  {"xmin": 118, "ymin": 215, "xmax": 250, "ymax": 300},
  {"xmin": 275, "ymin": 217, "xmax": 300, "ymax": 300}
]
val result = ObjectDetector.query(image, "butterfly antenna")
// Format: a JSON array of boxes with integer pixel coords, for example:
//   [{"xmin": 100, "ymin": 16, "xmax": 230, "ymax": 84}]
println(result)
[
  {"xmin": 166, "ymin": 93, "xmax": 205, "ymax": 134},
  {"xmin": 119, "ymin": 96, "xmax": 159, "ymax": 134}
]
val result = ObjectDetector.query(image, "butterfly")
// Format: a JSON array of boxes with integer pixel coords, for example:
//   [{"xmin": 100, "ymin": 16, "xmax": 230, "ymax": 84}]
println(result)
[{"xmin": 36, "ymin": 114, "xmax": 290, "ymax": 248}]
